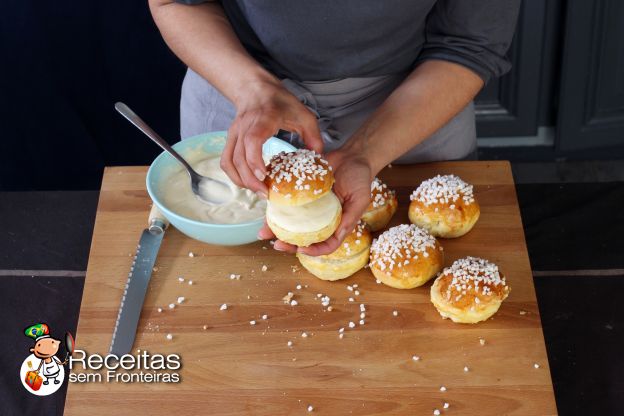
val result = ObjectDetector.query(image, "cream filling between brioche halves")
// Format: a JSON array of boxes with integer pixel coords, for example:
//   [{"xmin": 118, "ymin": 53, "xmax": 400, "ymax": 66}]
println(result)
[{"xmin": 266, "ymin": 192, "xmax": 341, "ymax": 233}]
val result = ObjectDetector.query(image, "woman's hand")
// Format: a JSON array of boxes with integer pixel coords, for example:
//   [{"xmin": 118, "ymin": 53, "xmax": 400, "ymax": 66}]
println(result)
[
  {"xmin": 258, "ymin": 148, "xmax": 373, "ymax": 256},
  {"xmin": 220, "ymin": 80, "xmax": 323, "ymax": 197}
]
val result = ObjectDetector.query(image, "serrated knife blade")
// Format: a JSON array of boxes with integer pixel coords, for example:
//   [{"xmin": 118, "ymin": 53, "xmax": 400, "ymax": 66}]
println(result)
[{"xmin": 110, "ymin": 205, "xmax": 168, "ymax": 356}]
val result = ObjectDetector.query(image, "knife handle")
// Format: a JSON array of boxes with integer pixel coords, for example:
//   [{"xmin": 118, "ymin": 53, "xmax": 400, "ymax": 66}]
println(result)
[{"xmin": 148, "ymin": 203, "xmax": 169, "ymax": 233}]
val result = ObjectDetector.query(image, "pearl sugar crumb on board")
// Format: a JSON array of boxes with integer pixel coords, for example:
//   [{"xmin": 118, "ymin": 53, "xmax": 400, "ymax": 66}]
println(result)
[
  {"xmin": 188, "ymin": 251, "xmax": 194, "ymax": 257},
  {"xmin": 166, "ymin": 333, "xmax": 173, "ymax": 340},
  {"xmin": 219, "ymin": 304, "xmax": 228, "ymax": 311}
]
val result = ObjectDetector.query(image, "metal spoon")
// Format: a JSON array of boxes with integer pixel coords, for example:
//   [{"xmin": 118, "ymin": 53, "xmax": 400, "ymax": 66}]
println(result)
[{"xmin": 115, "ymin": 102, "xmax": 233, "ymax": 205}]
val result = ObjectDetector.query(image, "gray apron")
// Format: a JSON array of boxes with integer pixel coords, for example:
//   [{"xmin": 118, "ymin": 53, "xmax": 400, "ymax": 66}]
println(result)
[{"xmin": 180, "ymin": 68, "xmax": 476, "ymax": 163}]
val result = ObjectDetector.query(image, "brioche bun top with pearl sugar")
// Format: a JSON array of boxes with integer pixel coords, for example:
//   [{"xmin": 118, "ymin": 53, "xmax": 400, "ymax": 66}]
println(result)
[
  {"xmin": 435, "ymin": 257, "xmax": 510, "ymax": 308},
  {"xmin": 410, "ymin": 174, "xmax": 475, "ymax": 207},
  {"xmin": 408, "ymin": 174, "xmax": 480, "ymax": 238},
  {"xmin": 265, "ymin": 149, "xmax": 334, "ymax": 206},
  {"xmin": 369, "ymin": 224, "xmax": 443, "ymax": 278},
  {"xmin": 369, "ymin": 177, "xmax": 395, "ymax": 210}
]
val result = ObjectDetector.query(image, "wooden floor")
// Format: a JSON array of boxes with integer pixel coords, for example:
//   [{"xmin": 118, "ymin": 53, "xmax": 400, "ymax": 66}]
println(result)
[{"xmin": 65, "ymin": 162, "xmax": 556, "ymax": 415}]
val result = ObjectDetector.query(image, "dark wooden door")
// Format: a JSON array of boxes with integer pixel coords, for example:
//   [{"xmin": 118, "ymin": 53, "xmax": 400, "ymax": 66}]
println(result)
[
  {"xmin": 556, "ymin": 0, "xmax": 624, "ymax": 151},
  {"xmin": 475, "ymin": 0, "xmax": 546, "ymax": 138}
]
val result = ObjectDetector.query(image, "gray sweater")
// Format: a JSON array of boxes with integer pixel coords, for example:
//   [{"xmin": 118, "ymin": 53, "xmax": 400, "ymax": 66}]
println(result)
[{"xmin": 176, "ymin": 0, "xmax": 520, "ymax": 83}]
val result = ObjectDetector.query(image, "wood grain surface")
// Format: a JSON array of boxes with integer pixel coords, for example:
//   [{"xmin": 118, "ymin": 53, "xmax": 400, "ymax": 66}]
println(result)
[{"xmin": 64, "ymin": 162, "xmax": 557, "ymax": 415}]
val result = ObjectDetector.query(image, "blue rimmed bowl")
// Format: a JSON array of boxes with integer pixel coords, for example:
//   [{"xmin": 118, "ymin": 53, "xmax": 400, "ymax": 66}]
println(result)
[{"xmin": 146, "ymin": 131, "xmax": 295, "ymax": 245}]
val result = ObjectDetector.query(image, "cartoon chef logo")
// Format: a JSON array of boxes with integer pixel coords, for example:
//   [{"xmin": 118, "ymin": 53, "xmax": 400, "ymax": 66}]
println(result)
[{"xmin": 20, "ymin": 323, "xmax": 74, "ymax": 396}]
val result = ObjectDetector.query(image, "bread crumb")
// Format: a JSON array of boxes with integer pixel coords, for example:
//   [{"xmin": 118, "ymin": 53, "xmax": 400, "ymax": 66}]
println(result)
[
  {"xmin": 282, "ymin": 292, "xmax": 294, "ymax": 304},
  {"xmin": 220, "ymin": 304, "xmax": 228, "ymax": 311},
  {"xmin": 166, "ymin": 333, "xmax": 173, "ymax": 340}
]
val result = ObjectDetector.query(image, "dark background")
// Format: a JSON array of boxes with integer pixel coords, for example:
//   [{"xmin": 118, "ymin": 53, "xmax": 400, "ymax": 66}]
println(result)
[{"xmin": 1, "ymin": 0, "xmax": 624, "ymax": 192}]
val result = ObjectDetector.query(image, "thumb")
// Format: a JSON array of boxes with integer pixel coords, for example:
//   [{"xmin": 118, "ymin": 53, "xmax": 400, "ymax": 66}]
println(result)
[{"xmin": 335, "ymin": 192, "xmax": 371, "ymax": 243}]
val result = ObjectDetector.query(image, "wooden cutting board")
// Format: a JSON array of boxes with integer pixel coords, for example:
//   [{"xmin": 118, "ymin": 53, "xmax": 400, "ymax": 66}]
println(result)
[{"xmin": 65, "ymin": 162, "xmax": 557, "ymax": 415}]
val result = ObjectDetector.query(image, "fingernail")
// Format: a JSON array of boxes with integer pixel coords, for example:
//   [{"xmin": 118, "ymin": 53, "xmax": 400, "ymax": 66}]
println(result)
[
  {"xmin": 256, "ymin": 190, "xmax": 268, "ymax": 199},
  {"xmin": 273, "ymin": 244, "xmax": 285, "ymax": 252},
  {"xmin": 254, "ymin": 169, "xmax": 266, "ymax": 182}
]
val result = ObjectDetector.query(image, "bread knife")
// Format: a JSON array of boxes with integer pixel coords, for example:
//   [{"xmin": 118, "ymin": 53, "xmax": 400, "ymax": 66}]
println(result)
[{"xmin": 109, "ymin": 204, "xmax": 169, "ymax": 356}]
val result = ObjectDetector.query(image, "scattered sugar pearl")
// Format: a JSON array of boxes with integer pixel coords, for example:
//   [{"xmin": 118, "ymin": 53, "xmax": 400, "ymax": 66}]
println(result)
[
  {"xmin": 157, "ymin": 308, "xmax": 163, "ymax": 313},
  {"xmin": 178, "ymin": 277, "xmax": 184, "ymax": 282},
  {"xmin": 348, "ymin": 322, "xmax": 356, "ymax": 329},
  {"xmin": 188, "ymin": 280, "xmax": 193, "ymax": 285},
  {"xmin": 443, "ymin": 403, "xmax": 450, "ymax": 409},
  {"xmin": 229, "ymin": 274, "xmax": 241, "ymax": 280},
  {"xmin": 519, "ymin": 310, "xmax": 527, "ymax": 315},
  {"xmin": 338, "ymin": 328, "xmax": 345, "ymax": 333},
  {"xmin": 301, "ymin": 332, "xmax": 308, "ymax": 338},
  {"xmin": 287, "ymin": 341, "xmax": 293, "ymax": 347},
  {"xmin": 262, "ymin": 314, "xmax": 268, "ymax": 320},
  {"xmin": 479, "ymin": 338, "xmax": 486, "ymax": 346},
  {"xmin": 339, "ymin": 333, "xmax": 344, "ymax": 339},
  {"xmin": 359, "ymin": 320, "xmax": 365, "ymax": 325},
  {"xmin": 412, "ymin": 355, "xmax": 420, "ymax": 361},
  {"xmin": 296, "ymin": 284, "xmax": 302, "ymax": 290},
  {"xmin": 376, "ymin": 279, "xmax": 381, "ymax": 284},
  {"xmin": 261, "ymin": 265, "xmax": 268, "ymax": 272},
  {"xmin": 353, "ymin": 284, "xmax": 358, "ymax": 288},
  {"xmin": 360, "ymin": 304, "xmax": 366, "ymax": 312},
  {"xmin": 534, "ymin": 363, "xmax": 540, "ymax": 369},
  {"xmin": 354, "ymin": 290, "xmax": 360, "ymax": 296},
  {"xmin": 307, "ymin": 405, "xmax": 314, "ymax": 412},
  {"xmin": 347, "ymin": 285, "xmax": 354, "ymax": 291},
  {"xmin": 188, "ymin": 252, "xmax": 194, "ymax": 257},
  {"xmin": 433, "ymin": 410, "xmax": 440, "ymax": 416},
  {"xmin": 392, "ymin": 310, "xmax": 398, "ymax": 317},
  {"xmin": 166, "ymin": 333, "xmax": 173, "ymax": 340},
  {"xmin": 177, "ymin": 296, "xmax": 185, "ymax": 304},
  {"xmin": 360, "ymin": 312, "xmax": 366, "ymax": 319},
  {"xmin": 290, "ymin": 300, "xmax": 298, "ymax": 306},
  {"xmin": 168, "ymin": 303, "xmax": 175, "ymax": 309},
  {"xmin": 220, "ymin": 304, "xmax": 228, "ymax": 311},
  {"xmin": 249, "ymin": 320, "xmax": 256, "ymax": 326},
  {"xmin": 203, "ymin": 325, "xmax": 207, "ymax": 330},
  {"xmin": 327, "ymin": 306, "xmax": 333, "ymax": 312},
  {"xmin": 464, "ymin": 366, "xmax": 470, "ymax": 372},
  {"xmin": 348, "ymin": 297, "xmax": 355, "ymax": 302},
  {"xmin": 439, "ymin": 386, "xmax": 447, "ymax": 392}
]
